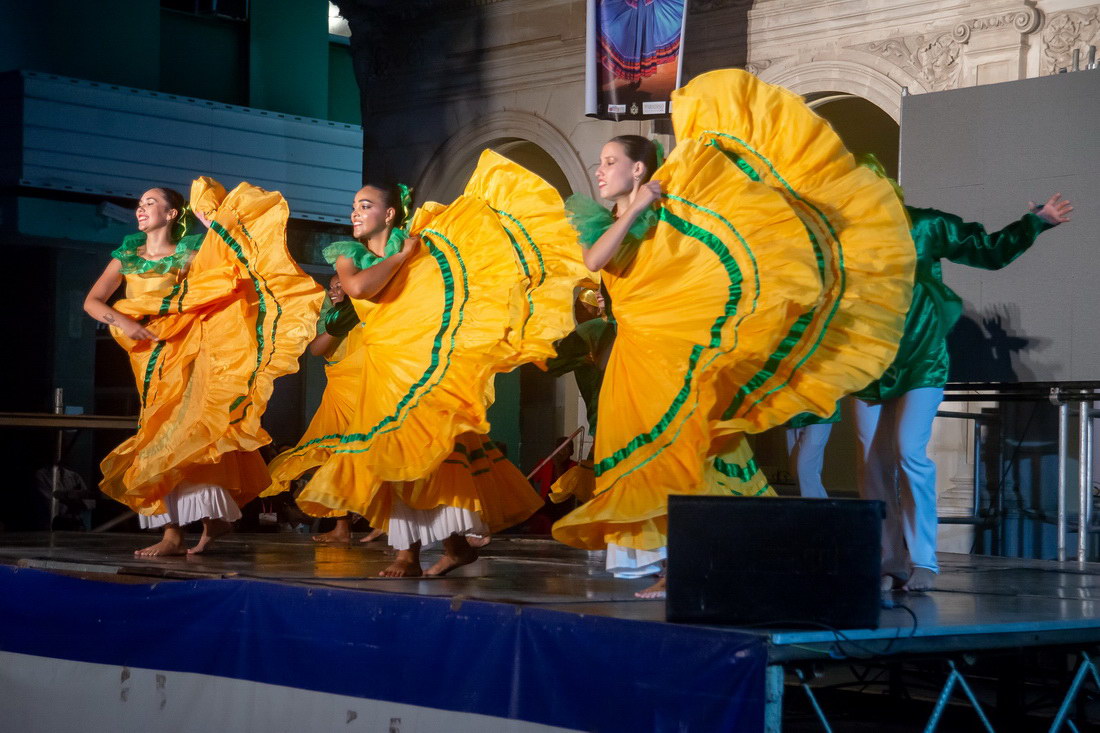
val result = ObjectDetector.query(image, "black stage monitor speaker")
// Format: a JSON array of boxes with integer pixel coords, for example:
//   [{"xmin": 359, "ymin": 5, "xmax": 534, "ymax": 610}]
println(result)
[{"xmin": 666, "ymin": 496, "xmax": 884, "ymax": 629}]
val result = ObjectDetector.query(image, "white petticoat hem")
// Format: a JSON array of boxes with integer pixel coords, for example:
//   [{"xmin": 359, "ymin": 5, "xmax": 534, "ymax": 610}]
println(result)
[{"xmin": 139, "ymin": 483, "xmax": 243, "ymax": 529}]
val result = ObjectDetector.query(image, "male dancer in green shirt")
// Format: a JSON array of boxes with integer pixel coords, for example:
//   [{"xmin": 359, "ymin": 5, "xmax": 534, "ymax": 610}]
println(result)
[{"xmin": 858, "ymin": 193, "xmax": 1072, "ymax": 592}]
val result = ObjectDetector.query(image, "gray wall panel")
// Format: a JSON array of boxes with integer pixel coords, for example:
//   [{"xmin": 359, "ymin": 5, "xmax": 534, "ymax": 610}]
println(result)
[
  {"xmin": 899, "ymin": 70, "xmax": 1100, "ymax": 382},
  {"xmin": 8, "ymin": 71, "xmax": 361, "ymax": 222}
]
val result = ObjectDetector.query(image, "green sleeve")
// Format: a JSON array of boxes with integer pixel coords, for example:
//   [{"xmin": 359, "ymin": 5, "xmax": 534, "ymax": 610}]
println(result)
[
  {"xmin": 565, "ymin": 195, "xmax": 615, "ymax": 249},
  {"xmin": 110, "ymin": 232, "xmax": 204, "ymax": 274},
  {"xmin": 544, "ymin": 331, "xmax": 591, "ymax": 377},
  {"xmin": 920, "ymin": 208, "xmax": 1053, "ymax": 270},
  {"xmin": 322, "ymin": 298, "xmax": 359, "ymax": 338},
  {"xmin": 564, "ymin": 195, "xmax": 657, "ymax": 250},
  {"xmin": 178, "ymin": 232, "xmax": 205, "ymax": 252},
  {"xmin": 787, "ymin": 406, "xmax": 841, "ymax": 429},
  {"xmin": 323, "ymin": 240, "xmax": 381, "ymax": 270},
  {"xmin": 110, "ymin": 233, "xmax": 144, "ymax": 263}
]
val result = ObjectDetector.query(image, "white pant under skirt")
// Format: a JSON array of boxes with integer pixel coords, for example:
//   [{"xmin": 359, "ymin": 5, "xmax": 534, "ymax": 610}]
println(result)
[
  {"xmin": 138, "ymin": 482, "xmax": 242, "ymax": 529},
  {"xmin": 386, "ymin": 498, "xmax": 489, "ymax": 551},
  {"xmin": 606, "ymin": 543, "xmax": 666, "ymax": 579}
]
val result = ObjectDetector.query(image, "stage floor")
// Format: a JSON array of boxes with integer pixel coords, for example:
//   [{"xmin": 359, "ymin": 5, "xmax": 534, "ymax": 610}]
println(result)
[{"xmin": 3, "ymin": 531, "xmax": 1100, "ymax": 663}]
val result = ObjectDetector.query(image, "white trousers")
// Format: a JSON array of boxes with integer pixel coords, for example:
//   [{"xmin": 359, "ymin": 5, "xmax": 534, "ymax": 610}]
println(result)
[
  {"xmin": 785, "ymin": 422, "xmax": 835, "ymax": 498},
  {"xmin": 853, "ymin": 387, "xmax": 944, "ymax": 576}
]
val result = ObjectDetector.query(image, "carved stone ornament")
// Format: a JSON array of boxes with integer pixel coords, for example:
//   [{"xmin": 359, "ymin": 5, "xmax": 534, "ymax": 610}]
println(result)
[
  {"xmin": 744, "ymin": 59, "xmax": 774, "ymax": 75},
  {"xmin": 952, "ymin": 7, "xmax": 1042, "ymax": 43},
  {"xmin": 1041, "ymin": 7, "xmax": 1100, "ymax": 74},
  {"xmin": 854, "ymin": 33, "xmax": 963, "ymax": 90}
]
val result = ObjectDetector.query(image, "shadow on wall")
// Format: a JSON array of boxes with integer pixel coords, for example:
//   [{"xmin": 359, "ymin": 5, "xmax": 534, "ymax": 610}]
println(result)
[
  {"xmin": 947, "ymin": 305, "xmax": 1068, "ymax": 560},
  {"xmin": 334, "ymin": 0, "xmax": 489, "ymax": 185},
  {"xmin": 947, "ymin": 304, "xmax": 1047, "ymax": 383}
]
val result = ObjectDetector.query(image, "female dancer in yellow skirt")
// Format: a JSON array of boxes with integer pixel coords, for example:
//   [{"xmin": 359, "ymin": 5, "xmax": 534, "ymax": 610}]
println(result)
[
  {"xmin": 84, "ymin": 179, "xmax": 323, "ymax": 556},
  {"xmin": 551, "ymin": 69, "xmax": 916, "ymax": 597},
  {"xmin": 280, "ymin": 274, "xmax": 389, "ymax": 545},
  {"xmin": 267, "ymin": 152, "xmax": 588, "ymax": 576}
]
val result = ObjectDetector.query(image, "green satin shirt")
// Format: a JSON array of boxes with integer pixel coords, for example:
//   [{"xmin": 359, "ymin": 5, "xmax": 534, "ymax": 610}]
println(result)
[
  {"xmin": 854, "ymin": 206, "xmax": 1053, "ymax": 402},
  {"xmin": 544, "ymin": 317, "xmax": 616, "ymax": 435}
]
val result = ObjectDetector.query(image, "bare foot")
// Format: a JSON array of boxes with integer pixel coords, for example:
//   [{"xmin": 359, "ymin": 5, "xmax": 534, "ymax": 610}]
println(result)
[
  {"xmin": 881, "ymin": 571, "xmax": 908, "ymax": 593},
  {"xmin": 135, "ymin": 525, "xmax": 186, "ymax": 557},
  {"xmin": 312, "ymin": 517, "xmax": 351, "ymax": 544},
  {"xmin": 635, "ymin": 576, "xmax": 666, "ymax": 600},
  {"xmin": 466, "ymin": 534, "xmax": 492, "ymax": 549},
  {"xmin": 903, "ymin": 567, "xmax": 936, "ymax": 592},
  {"xmin": 358, "ymin": 527, "xmax": 385, "ymax": 543},
  {"xmin": 187, "ymin": 518, "xmax": 232, "ymax": 555},
  {"xmin": 379, "ymin": 548, "xmax": 422, "ymax": 578},
  {"xmin": 425, "ymin": 535, "xmax": 478, "ymax": 576}
]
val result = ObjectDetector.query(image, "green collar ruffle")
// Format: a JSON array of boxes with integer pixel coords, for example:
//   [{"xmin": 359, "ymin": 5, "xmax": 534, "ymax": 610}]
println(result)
[
  {"xmin": 323, "ymin": 228, "xmax": 408, "ymax": 271},
  {"xmin": 564, "ymin": 195, "xmax": 658, "ymax": 249},
  {"xmin": 111, "ymin": 232, "xmax": 204, "ymax": 275}
]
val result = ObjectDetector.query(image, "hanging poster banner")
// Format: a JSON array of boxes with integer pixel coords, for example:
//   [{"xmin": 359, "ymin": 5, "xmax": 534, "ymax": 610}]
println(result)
[{"xmin": 585, "ymin": 0, "xmax": 689, "ymax": 120}]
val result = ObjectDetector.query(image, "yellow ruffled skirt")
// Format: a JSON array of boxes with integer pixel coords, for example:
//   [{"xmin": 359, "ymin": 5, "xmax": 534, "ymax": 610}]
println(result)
[
  {"xmin": 264, "ymin": 323, "xmax": 368, "ymax": 517},
  {"xmin": 286, "ymin": 152, "xmax": 585, "ymax": 527},
  {"xmin": 549, "ymin": 460, "xmax": 596, "ymax": 505},
  {"xmin": 465, "ymin": 151, "xmax": 595, "ymax": 366},
  {"xmin": 101, "ymin": 178, "xmax": 324, "ymax": 516},
  {"xmin": 553, "ymin": 69, "xmax": 914, "ymax": 552}
]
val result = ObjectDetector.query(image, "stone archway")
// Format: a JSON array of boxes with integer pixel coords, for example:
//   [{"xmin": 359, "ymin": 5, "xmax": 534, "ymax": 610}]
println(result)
[
  {"xmin": 759, "ymin": 57, "xmax": 926, "ymax": 123},
  {"xmin": 808, "ymin": 93, "xmax": 902, "ymax": 177},
  {"xmin": 415, "ymin": 110, "xmax": 592, "ymax": 204}
]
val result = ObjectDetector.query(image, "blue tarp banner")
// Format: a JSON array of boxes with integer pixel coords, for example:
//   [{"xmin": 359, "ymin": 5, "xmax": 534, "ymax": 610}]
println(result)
[{"xmin": 0, "ymin": 565, "xmax": 765, "ymax": 731}]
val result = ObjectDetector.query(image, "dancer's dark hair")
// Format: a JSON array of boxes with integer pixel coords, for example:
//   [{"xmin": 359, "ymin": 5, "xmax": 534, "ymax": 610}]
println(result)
[
  {"xmin": 363, "ymin": 180, "xmax": 413, "ymax": 228},
  {"xmin": 609, "ymin": 135, "xmax": 658, "ymax": 182},
  {"xmin": 147, "ymin": 187, "xmax": 192, "ymax": 241}
]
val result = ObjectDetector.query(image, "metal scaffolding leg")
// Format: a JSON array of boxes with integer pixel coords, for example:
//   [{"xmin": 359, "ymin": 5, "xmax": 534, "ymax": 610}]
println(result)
[
  {"xmin": 793, "ymin": 667, "xmax": 833, "ymax": 732},
  {"xmin": 924, "ymin": 660, "xmax": 995, "ymax": 733},
  {"xmin": 1058, "ymin": 399, "xmax": 1069, "ymax": 561},
  {"xmin": 765, "ymin": 665, "xmax": 784, "ymax": 733},
  {"xmin": 1050, "ymin": 651, "xmax": 1100, "ymax": 732},
  {"xmin": 1079, "ymin": 403, "xmax": 1092, "ymax": 563}
]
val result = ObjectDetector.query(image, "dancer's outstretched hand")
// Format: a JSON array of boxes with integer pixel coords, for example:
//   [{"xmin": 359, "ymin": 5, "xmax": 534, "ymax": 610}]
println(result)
[{"xmin": 1031, "ymin": 193, "xmax": 1073, "ymax": 225}]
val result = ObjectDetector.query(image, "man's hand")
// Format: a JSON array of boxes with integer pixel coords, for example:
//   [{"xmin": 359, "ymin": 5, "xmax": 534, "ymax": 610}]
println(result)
[{"xmin": 1031, "ymin": 193, "xmax": 1073, "ymax": 225}]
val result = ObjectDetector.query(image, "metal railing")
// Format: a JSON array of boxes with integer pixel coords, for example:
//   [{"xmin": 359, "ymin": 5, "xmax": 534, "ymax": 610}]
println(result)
[
  {"xmin": 943, "ymin": 381, "xmax": 1100, "ymax": 563},
  {"xmin": 933, "ymin": 408, "xmax": 998, "ymax": 529}
]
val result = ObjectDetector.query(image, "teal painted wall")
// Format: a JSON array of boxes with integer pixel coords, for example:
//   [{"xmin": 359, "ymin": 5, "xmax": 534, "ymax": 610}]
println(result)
[
  {"xmin": 13, "ymin": 198, "xmax": 133, "ymax": 417},
  {"xmin": 52, "ymin": 253, "xmax": 101, "ymax": 412},
  {"xmin": 160, "ymin": 11, "xmax": 248, "ymax": 105},
  {"xmin": 0, "ymin": 0, "xmax": 160, "ymax": 90},
  {"xmin": 328, "ymin": 43, "xmax": 361, "ymax": 125},
  {"xmin": 249, "ymin": 0, "xmax": 330, "ymax": 119},
  {"xmin": 16, "ymin": 198, "xmax": 133, "ymax": 247},
  {"xmin": 487, "ymin": 371, "xmax": 522, "ymax": 466},
  {"xmin": 0, "ymin": 0, "xmax": 359, "ymax": 121}
]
